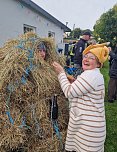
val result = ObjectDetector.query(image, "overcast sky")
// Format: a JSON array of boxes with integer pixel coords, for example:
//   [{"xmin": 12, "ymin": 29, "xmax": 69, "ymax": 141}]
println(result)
[{"xmin": 31, "ymin": 0, "xmax": 117, "ymax": 30}]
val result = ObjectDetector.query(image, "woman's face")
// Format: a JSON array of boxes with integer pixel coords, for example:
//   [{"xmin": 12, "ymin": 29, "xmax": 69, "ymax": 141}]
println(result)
[
  {"xmin": 36, "ymin": 49, "xmax": 46, "ymax": 60},
  {"xmin": 82, "ymin": 52, "xmax": 100, "ymax": 71}
]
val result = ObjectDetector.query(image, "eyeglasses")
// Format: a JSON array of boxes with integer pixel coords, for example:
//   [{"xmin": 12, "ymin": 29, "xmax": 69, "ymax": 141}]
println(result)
[{"xmin": 83, "ymin": 54, "xmax": 96, "ymax": 61}]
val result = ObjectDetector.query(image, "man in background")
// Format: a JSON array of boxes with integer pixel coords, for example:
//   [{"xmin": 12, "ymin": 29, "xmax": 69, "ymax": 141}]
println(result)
[
  {"xmin": 74, "ymin": 32, "xmax": 91, "ymax": 71},
  {"xmin": 108, "ymin": 44, "xmax": 117, "ymax": 103}
]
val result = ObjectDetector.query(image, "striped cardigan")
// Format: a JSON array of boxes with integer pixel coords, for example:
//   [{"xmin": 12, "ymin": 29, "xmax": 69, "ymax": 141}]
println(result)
[{"xmin": 58, "ymin": 68, "xmax": 106, "ymax": 152}]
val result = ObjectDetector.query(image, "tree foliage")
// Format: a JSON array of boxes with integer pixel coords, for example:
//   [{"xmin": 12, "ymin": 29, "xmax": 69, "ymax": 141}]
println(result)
[
  {"xmin": 69, "ymin": 28, "xmax": 82, "ymax": 39},
  {"xmin": 69, "ymin": 28, "xmax": 92, "ymax": 39},
  {"xmin": 93, "ymin": 4, "xmax": 117, "ymax": 48}
]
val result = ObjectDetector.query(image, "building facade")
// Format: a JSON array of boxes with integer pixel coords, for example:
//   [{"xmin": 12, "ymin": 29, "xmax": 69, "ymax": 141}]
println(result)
[{"xmin": 0, "ymin": 0, "xmax": 71, "ymax": 48}]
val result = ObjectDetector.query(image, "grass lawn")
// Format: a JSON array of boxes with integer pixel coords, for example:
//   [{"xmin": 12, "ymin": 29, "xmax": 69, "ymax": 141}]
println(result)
[{"xmin": 101, "ymin": 61, "xmax": 117, "ymax": 152}]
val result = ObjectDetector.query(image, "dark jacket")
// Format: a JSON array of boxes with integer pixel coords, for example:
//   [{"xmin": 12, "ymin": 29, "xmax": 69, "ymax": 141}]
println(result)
[
  {"xmin": 74, "ymin": 38, "xmax": 87, "ymax": 66},
  {"xmin": 109, "ymin": 51, "xmax": 117, "ymax": 79}
]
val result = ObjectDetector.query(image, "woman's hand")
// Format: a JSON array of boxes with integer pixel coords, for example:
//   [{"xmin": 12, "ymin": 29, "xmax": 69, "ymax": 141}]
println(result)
[
  {"xmin": 67, "ymin": 75, "xmax": 76, "ymax": 83},
  {"xmin": 52, "ymin": 62, "xmax": 64, "ymax": 74}
]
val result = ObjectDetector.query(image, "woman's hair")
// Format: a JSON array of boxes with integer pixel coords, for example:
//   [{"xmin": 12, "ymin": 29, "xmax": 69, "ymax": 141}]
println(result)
[{"xmin": 37, "ymin": 42, "xmax": 46, "ymax": 51}]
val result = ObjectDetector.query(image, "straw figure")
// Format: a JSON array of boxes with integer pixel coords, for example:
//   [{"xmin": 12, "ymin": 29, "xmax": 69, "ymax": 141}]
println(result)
[{"xmin": 0, "ymin": 32, "xmax": 69, "ymax": 152}]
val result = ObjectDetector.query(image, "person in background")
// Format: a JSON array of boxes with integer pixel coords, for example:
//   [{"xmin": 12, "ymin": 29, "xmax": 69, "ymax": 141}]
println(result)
[
  {"xmin": 89, "ymin": 39, "xmax": 97, "ymax": 45},
  {"xmin": 108, "ymin": 47, "xmax": 113, "ymax": 68},
  {"xmin": 73, "ymin": 31, "xmax": 91, "ymax": 71},
  {"xmin": 69, "ymin": 41, "xmax": 76, "ymax": 65},
  {"xmin": 52, "ymin": 44, "xmax": 109, "ymax": 152},
  {"xmin": 108, "ymin": 44, "xmax": 117, "ymax": 103},
  {"xmin": 57, "ymin": 48, "xmax": 63, "ymax": 54}
]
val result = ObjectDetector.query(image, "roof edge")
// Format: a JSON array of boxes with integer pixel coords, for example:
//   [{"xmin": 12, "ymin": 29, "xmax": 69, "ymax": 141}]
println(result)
[{"xmin": 20, "ymin": 0, "xmax": 71, "ymax": 32}]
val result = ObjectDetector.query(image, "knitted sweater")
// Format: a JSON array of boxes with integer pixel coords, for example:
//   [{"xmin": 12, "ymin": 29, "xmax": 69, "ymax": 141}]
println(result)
[{"xmin": 58, "ymin": 68, "xmax": 106, "ymax": 152}]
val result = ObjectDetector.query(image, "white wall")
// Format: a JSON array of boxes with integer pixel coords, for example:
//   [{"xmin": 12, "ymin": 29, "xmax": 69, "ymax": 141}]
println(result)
[{"xmin": 0, "ymin": 0, "xmax": 64, "ymax": 47}]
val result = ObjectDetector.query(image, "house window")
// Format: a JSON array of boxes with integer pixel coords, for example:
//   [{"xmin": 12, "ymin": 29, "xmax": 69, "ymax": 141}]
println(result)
[
  {"xmin": 48, "ymin": 31, "xmax": 55, "ymax": 38},
  {"xmin": 23, "ymin": 24, "xmax": 36, "ymax": 33}
]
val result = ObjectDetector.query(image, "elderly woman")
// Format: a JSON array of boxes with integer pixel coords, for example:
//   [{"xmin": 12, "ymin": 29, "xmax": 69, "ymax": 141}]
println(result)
[{"xmin": 52, "ymin": 44, "xmax": 109, "ymax": 152}]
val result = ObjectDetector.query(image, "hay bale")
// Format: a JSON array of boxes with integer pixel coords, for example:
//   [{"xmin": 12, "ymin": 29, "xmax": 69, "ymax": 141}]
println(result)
[{"xmin": 0, "ymin": 32, "xmax": 69, "ymax": 152}]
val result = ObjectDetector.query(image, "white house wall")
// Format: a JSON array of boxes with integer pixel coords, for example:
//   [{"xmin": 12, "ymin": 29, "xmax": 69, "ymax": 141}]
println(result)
[{"xmin": 0, "ymin": 0, "xmax": 64, "ymax": 48}]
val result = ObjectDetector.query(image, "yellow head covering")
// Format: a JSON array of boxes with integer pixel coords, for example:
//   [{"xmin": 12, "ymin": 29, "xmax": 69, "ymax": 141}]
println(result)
[{"xmin": 83, "ymin": 42, "xmax": 109, "ymax": 64}]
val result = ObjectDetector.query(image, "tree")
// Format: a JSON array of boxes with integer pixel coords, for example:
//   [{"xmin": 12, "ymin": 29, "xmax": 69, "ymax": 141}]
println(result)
[
  {"xmin": 93, "ymin": 4, "xmax": 117, "ymax": 48},
  {"xmin": 69, "ymin": 28, "xmax": 82, "ymax": 39},
  {"xmin": 69, "ymin": 28, "xmax": 92, "ymax": 39}
]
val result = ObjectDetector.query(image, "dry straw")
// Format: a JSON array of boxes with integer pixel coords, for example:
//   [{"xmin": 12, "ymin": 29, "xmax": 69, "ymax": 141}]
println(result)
[{"xmin": 0, "ymin": 32, "xmax": 68, "ymax": 152}]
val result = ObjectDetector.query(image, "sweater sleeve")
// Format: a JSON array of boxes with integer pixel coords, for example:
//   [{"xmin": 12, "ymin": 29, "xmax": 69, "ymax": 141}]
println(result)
[{"xmin": 58, "ymin": 70, "xmax": 96, "ymax": 99}]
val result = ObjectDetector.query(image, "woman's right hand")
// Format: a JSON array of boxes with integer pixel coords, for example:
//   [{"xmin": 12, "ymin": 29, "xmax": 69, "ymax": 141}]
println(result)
[{"xmin": 52, "ymin": 62, "xmax": 64, "ymax": 75}]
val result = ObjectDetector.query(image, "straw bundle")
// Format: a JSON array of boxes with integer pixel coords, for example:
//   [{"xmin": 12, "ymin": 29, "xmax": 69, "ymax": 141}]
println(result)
[{"xmin": 0, "ymin": 32, "xmax": 69, "ymax": 152}]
